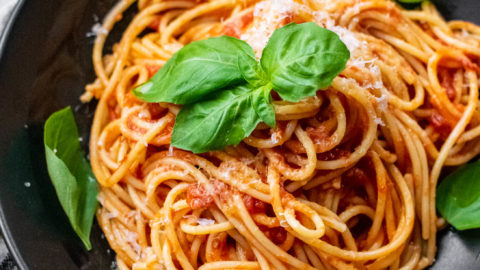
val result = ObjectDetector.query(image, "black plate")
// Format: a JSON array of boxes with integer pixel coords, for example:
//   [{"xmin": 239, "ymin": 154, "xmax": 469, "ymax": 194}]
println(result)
[{"xmin": 0, "ymin": 0, "xmax": 479, "ymax": 269}]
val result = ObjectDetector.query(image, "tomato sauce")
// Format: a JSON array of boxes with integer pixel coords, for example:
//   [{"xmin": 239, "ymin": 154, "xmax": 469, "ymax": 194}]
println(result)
[
  {"xmin": 243, "ymin": 194, "xmax": 266, "ymax": 214},
  {"xmin": 124, "ymin": 91, "xmax": 140, "ymax": 107},
  {"xmin": 223, "ymin": 11, "xmax": 253, "ymax": 38},
  {"xmin": 186, "ymin": 184, "xmax": 215, "ymax": 210},
  {"xmin": 439, "ymin": 68, "xmax": 456, "ymax": 101},
  {"xmin": 317, "ymin": 148, "xmax": 350, "ymax": 161},
  {"xmin": 108, "ymin": 106, "xmax": 120, "ymax": 120},
  {"xmin": 429, "ymin": 110, "xmax": 452, "ymax": 138},
  {"xmin": 186, "ymin": 180, "xmax": 228, "ymax": 210},
  {"xmin": 306, "ymin": 125, "xmax": 329, "ymax": 144},
  {"xmin": 146, "ymin": 65, "xmax": 161, "ymax": 78},
  {"xmin": 148, "ymin": 16, "xmax": 162, "ymax": 31},
  {"xmin": 259, "ymin": 225, "xmax": 287, "ymax": 245},
  {"xmin": 152, "ymin": 119, "xmax": 174, "ymax": 145}
]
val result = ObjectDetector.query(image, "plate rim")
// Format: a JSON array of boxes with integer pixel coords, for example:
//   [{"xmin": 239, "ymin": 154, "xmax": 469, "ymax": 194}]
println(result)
[{"xmin": 0, "ymin": 0, "xmax": 30, "ymax": 269}]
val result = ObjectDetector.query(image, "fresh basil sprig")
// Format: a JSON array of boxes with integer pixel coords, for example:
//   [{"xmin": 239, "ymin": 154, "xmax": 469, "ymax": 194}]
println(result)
[
  {"xmin": 437, "ymin": 161, "xmax": 480, "ymax": 230},
  {"xmin": 134, "ymin": 22, "xmax": 350, "ymax": 153},
  {"xmin": 44, "ymin": 107, "xmax": 99, "ymax": 249}
]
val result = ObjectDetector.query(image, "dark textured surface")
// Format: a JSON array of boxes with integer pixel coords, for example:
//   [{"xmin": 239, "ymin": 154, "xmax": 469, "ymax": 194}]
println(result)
[
  {"xmin": 0, "ymin": 0, "xmax": 479, "ymax": 269},
  {"xmin": 0, "ymin": 0, "xmax": 121, "ymax": 269}
]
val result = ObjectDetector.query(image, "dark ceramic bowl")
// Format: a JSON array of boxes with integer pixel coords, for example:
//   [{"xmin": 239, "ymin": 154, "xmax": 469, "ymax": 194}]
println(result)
[{"xmin": 0, "ymin": 0, "xmax": 479, "ymax": 269}]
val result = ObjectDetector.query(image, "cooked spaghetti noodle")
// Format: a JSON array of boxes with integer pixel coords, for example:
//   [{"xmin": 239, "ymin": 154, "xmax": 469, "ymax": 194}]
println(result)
[{"xmin": 82, "ymin": 0, "xmax": 480, "ymax": 269}]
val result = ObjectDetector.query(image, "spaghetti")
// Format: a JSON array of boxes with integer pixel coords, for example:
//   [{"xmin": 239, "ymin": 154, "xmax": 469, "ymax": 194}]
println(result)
[{"xmin": 82, "ymin": 0, "xmax": 480, "ymax": 269}]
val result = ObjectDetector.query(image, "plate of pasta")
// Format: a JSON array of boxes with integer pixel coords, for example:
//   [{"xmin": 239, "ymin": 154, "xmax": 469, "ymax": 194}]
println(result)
[{"xmin": 0, "ymin": 0, "xmax": 480, "ymax": 269}]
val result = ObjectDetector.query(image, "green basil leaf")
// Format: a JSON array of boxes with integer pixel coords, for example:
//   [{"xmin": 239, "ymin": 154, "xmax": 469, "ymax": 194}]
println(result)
[
  {"xmin": 172, "ymin": 85, "xmax": 266, "ymax": 153},
  {"xmin": 394, "ymin": 0, "xmax": 425, "ymax": 9},
  {"xmin": 252, "ymin": 84, "xmax": 275, "ymax": 128},
  {"xmin": 437, "ymin": 161, "xmax": 480, "ymax": 230},
  {"xmin": 261, "ymin": 23, "xmax": 350, "ymax": 102},
  {"xmin": 238, "ymin": 53, "xmax": 268, "ymax": 87},
  {"xmin": 133, "ymin": 36, "xmax": 255, "ymax": 104},
  {"xmin": 44, "ymin": 107, "xmax": 98, "ymax": 250}
]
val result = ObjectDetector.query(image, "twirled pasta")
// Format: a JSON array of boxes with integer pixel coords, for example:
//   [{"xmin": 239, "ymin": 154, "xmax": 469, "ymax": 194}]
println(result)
[{"xmin": 83, "ymin": 0, "xmax": 480, "ymax": 269}]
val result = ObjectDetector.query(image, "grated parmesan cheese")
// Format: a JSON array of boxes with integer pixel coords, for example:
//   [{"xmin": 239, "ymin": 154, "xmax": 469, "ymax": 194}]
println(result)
[
  {"xmin": 104, "ymin": 211, "xmax": 119, "ymax": 219},
  {"xmin": 86, "ymin": 23, "xmax": 108, "ymax": 38},
  {"xmin": 376, "ymin": 94, "xmax": 388, "ymax": 112},
  {"xmin": 240, "ymin": 0, "xmax": 298, "ymax": 57},
  {"xmin": 197, "ymin": 218, "xmax": 216, "ymax": 226},
  {"xmin": 350, "ymin": 58, "xmax": 376, "ymax": 69},
  {"xmin": 271, "ymin": 132, "xmax": 280, "ymax": 144},
  {"xmin": 97, "ymin": 194, "xmax": 105, "ymax": 205},
  {"xmin": 367, "ymin": 64, "xmax": 384, "ymax": 90},
  {"xmin": 374, "ymin": 115, "xmax": 385, "ymax": 126},
  {"xmin": 219, "ymin": 164, "xmax": 236, "ymax": 180},
  {"xmin": 328, "ymin": 25, "xmax": 361, "ymax": 54},
  {"xmin": 139, "ymin": 247, "xmax": 156, "ymax": 261},
  {"xmin": 123, "ymin": 230, "xmax": 142, "ymax": 257},
  {"xmin": 152, "ymin": 216, "xmax": 169, "ymax": 227},
  {"xmin": 127, "ymin": 210, "xmax": 137, "ymax": 219},
  {"xmin": 240, "ymin": 157, "xmax": 256, "ymax": 165}
]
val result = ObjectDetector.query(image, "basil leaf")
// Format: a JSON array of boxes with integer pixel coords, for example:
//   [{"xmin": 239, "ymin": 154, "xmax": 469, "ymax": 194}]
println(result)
[
  {"xmin": 172, "ymin": 85, "xmax": 270, "ymax": 153},
  {"xmin": 394, "ymin": 0, "xmax": 425, "ymax": 9},
  {"xmin": 261, "ymin": 23, "xmax": 350, "ymax": 102},
  {"xmin": 133, "ymin": 36, "xmax": 255, "ymax": 104},
  {"xmin": 437, "ymin": 161, "xmax": 480, "ymax": 230},
  {"xmin": 252, "ymin": 84, "xmax": 275, "ymax": 128},
  {"xmin": 44, "ymin": 107, "xmax": 98, "ymax": 250},
  {"xmin": 238, "ymin": 53, "xmax": 268, "ymax": 87}
]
